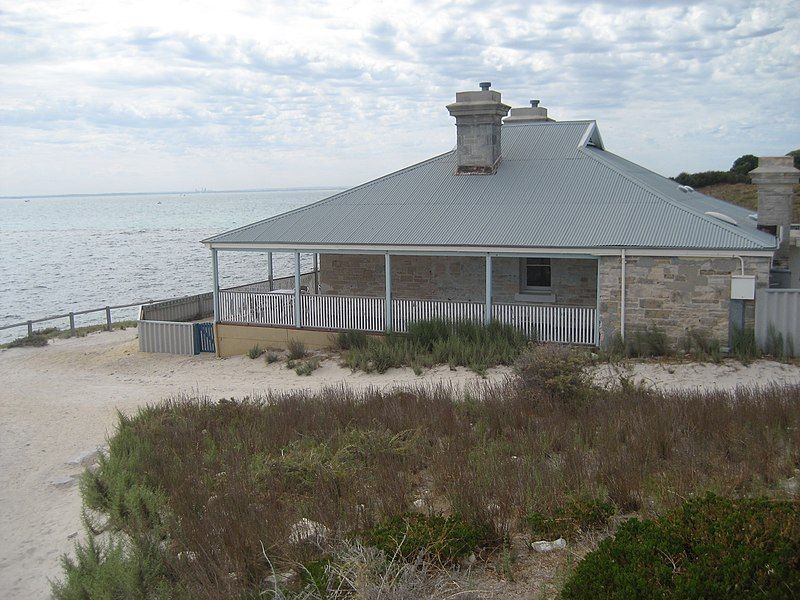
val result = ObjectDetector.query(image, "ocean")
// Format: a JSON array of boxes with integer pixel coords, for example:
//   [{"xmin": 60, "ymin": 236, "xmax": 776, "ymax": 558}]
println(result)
[{"xmin": 0, "ymin": 188, "xmax": 341, "ymax": 342}]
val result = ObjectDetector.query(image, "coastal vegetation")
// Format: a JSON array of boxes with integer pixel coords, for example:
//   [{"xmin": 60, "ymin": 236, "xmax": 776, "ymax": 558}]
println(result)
[
  {"xmin": 337, "ymin": 318, "xmax": 528, "ymax": 375},
  {"xmin": 54, "ymin": 344, "xmax": 800, "ymax": 598},
  {"xmin": 1, "ymin": 320, "xmax": 138, "ymax": 349}
]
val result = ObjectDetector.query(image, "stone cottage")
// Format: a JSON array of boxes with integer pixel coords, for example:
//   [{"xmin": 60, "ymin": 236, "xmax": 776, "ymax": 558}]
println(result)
[{"xmin": 202, "ymin": 84, "xmax": 797, "ymax": 357}]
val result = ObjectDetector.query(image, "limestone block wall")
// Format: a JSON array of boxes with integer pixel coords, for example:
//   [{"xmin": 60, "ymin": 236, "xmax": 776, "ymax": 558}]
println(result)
[
  {"xmin": 598, "ymin": 255, "xmax": 772, "ymax": 346},
  {"xmin": 319, "ymin": 254, "xmax": 597, "ymax": 306}
]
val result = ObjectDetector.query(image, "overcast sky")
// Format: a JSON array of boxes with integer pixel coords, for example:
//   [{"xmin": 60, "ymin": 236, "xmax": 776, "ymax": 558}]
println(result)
[{"xmin": 1, "ymin": 0, "xmax": 798, "ymax": 197}]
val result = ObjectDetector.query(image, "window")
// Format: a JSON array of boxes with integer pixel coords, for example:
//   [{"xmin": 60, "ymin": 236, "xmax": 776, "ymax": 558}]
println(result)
[{"xmin": 524, "ymin": 258, "xmax": 551, "ymax": 289}]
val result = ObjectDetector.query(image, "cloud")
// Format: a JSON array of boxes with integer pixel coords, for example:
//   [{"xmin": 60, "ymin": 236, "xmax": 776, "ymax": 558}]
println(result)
[{"xmin": 0, "ymin": 0, "xmax": 798, "ymax": 196}]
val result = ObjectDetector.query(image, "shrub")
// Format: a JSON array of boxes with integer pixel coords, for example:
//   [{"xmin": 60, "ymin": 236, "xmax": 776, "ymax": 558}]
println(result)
[
  {"xmin": 526, "ymin": 496, "xmax": 615, "ymax": 540},
  {"xmin": 360, "ymin": 513, "xmax": 495, "ymax": 565},
  {"xmin": 561, "ymin": 494, "xmax": 800, "ymax": 599},
  {"xmin": 265, "ymin": 351, "xmax": 280, "ymax": 364},
  {"xmin": 6, "ymin": 332, "xmax": 50, "ymax": 348},
  {"xmin": 247, "ymin": 344, "xmax": 264, "ymax": 359},
  {"xmin": 673, "ymin": 171, "xmax": 748, "ymax": 188},
  {"xmin": 335, "ymin": 330, "xmax": 368, "ymax": 350},
  {"xmin": 764, "ymin": 324, "xmax": 787, "ymax": 360},
  {"xmin": 730, "ymin": 326, "xmax": 760, "ymax": 363},
  {"xmin": 731, "ymin": 154, "xmax": 758, "ymax": 177},
  {"xmin": 680, "ymin": 328, "xmax": 721, "ymax": 362},
  {"xmin": 515, "ymin": 344, "xmax": 592, "ymax": 401},
  {"xmin": 625, "ymin": 326, "xmax": 670, "ymax": 358},
  {"xmin": 295, "ymin": 357, "xmax": 321, "ymax": 376},
  {"xmin": 287, "ymin": 339, "xmax": 307, "ymax": 360}
]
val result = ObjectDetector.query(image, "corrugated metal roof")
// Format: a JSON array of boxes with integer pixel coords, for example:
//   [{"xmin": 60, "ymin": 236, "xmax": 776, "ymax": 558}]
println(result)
[{"xmin": 204, "ymin": 121, "xmax": 776, "ymax": 251}]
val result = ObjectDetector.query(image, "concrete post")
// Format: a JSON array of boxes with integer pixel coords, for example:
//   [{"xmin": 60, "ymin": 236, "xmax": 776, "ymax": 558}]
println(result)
[
  {"xmin": 105, "ymin": 306, "xmax": 111, "ymax": 331},
  {"xmin": 385, "ymin": 253, "xmax": 392, "ymax": 332},
  {"xmin": 212, "ymin": 249, "xmax": 220, "ymax": 323},
  {"xmin": 485, "ymin": 255, "xmax": 493, "ymax": 325},
  {"xmin": 294, "ymin": 252, "xmax": 301, "ymax": 329},
  {"xmin": 69, "ymin": 312, "xmax": 76, "ymax": 337}
]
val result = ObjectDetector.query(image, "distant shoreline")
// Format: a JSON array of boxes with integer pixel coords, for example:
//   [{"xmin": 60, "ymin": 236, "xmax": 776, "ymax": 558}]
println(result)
[{"xmin": 0, "ymin": 186, "xmax": 349, "ymax": 201}]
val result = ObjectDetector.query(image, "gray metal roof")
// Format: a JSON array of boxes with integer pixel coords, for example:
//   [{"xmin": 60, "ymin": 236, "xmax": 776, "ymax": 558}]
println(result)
[{"xmin": 204, "ymin": 121, "xmax": 775, "ymax": 251}]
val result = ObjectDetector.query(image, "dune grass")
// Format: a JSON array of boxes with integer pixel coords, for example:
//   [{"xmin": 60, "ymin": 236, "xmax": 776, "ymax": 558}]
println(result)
[
  {"xmin": 340, "ymin": 318, "xmax": 529, "ymax": 375},
  {"xmin": 1, "ymin": 320, "xmax": 139, "ymax": 349},
  {"xmin": 54, "ymin": 345, "xmax": 800, "ymax": 598}
]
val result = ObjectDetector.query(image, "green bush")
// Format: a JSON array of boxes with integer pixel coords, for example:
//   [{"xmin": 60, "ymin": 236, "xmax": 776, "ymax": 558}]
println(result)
[
  {"xmin": 731, "ymin": 154, "xmax": 758, "ymax": 177},
  {"xmin": 730, "ymin": 326, "xmax": 760, "ymax": 363},
  {"xmin": 265, "ymin": 351, "xmax": 280, "ymax": 364},
  {"xmin": 673, "ymin": 171, "xmax": 748, "ymax": 188},
  {"xmin": 625, "ymin": 326, "xmax": 670, "ymax": 358},
  {"xmin": 346, "ymin": 319, "xmax": 529, "ymax": 375},
  {"xmin": 295, "ymin": 357, "xmax": 321, "ymax": 376},
  {"xmin": 680, "ymin": 328, "xmax": 721, "ymax": 362},
  {"xmin": 526, "ymin": 496, "xmax": 614, "ymax": 540},
  {"xmin": 515, "ymin": 344, "xmax": 592, "ymax": 400},
  {"xmin": 287, "ymin": 339, "xmax": 307, "ymax": 360},
  {"xmin": 335, "ymin": 329, "xmax": 368, "ymax": 350},
  {"xmin": 360, "ymin": 513, "xmax": 495, "ymax": 565},
  {"xmin": 247, "ymin": 344, "xmax": 264, "ymax": 359},
  {"xmin": 561, "ymin": 494, "xmax": 800, "ymax": 599},
  {"xmin": 6, "ymin": 332, "xmax": 50, "ymax": 348}
]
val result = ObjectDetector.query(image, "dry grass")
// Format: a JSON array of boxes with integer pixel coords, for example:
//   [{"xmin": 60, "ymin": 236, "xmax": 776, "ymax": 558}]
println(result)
[
  {"xmin": 698, "ymin": 182, "xmax": 800, "ymax": 221},
  {"xmin": 60, "ymin": 347, "xmax": 800, "ymax": 597}
]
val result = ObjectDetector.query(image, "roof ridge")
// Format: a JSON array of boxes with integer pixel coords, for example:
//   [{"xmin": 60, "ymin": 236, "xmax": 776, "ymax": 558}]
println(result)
[
  {"xmin": 202, "ymin": 150, "xmax": 454, "ymax": 244},
  {"xmin": 579, "ymin": 146, "xmax": 771, "ymax": 249}
]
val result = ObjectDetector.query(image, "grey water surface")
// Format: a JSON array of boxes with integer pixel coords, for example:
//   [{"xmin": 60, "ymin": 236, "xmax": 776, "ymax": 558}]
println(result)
[{"xmin": 0, "ymin": 188, "xmax": 340, "ymax": 341}]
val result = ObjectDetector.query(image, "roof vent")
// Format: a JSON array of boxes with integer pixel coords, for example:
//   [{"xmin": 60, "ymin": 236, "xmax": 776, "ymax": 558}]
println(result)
[
  {"xmin": 704, "ymin": 211, "xmax": 738, "ymax": 226},
  {"xmin": 504, "ymin": 99, "xmax": 554, "ymax": 123},
  {"xmin": 678, "ymin": 185, "xmax": 694, "ymax": 193}
]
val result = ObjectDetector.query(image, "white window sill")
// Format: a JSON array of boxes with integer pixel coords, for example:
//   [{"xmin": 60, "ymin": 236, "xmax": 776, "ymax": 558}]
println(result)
[{"xmin": 514, "ymin": 292, "xmax": 556, "ymax": 303}]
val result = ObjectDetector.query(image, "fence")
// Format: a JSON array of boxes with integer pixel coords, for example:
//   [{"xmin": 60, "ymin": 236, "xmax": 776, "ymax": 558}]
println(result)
[
  {"xmin": 219, "ymin": 291, "xmax": 597, "ymax": 345},
  {"xmin": 756, "ymin": 288, "xmax": 800, "ymax": 357},
  {"xmin": 138, "ymin": 320, "xmax": 196, "ymax": 355}
]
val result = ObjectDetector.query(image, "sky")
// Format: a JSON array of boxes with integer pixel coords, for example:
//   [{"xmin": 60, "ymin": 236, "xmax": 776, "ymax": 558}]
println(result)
[{"xmin": 1, "ymin": 0, "xmax": 798, "ymax": 197}]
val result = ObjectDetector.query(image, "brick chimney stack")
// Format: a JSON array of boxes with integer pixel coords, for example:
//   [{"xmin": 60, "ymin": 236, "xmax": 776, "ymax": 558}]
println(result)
[{"xmin": 446, "ymin": 82, "xmax": 510, "ymax": 174}]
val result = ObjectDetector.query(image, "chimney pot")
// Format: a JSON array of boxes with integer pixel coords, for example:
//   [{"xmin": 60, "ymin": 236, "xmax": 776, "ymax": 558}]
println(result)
[
  {"xmin": 531, "ymin": 100, "xmax": 540, "ymax": 107},
  {"xmin": 479, "ymin": 81, "xmax": 491, "ymax": 91}
]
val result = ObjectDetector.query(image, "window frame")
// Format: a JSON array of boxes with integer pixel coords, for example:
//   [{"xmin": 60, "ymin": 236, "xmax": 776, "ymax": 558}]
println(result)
[{"xmin": 521, "ymin": 257, "xmax": 552, "ymax": 292}]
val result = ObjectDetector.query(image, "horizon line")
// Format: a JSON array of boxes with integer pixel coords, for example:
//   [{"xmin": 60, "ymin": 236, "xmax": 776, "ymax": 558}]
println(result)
[{"xmin": 0, "ymin": 185, "xmax": 350, "ymax": 201}]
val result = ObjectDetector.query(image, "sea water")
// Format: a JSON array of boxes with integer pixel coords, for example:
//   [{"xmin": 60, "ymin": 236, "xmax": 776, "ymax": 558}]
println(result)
[{"xmin": 0, "ymin": 188, "xmax": 340, "ymax": 341}]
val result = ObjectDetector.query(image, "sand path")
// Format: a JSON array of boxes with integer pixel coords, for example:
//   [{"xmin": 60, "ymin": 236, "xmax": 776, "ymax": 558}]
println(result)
[{"xmin": 1, "ymin": 330, "xmax": 799, "ymax": 598}]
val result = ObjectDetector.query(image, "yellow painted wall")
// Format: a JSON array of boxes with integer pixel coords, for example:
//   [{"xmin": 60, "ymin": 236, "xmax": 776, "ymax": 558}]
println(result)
[{"xmin": 214, "ymin": 323, "xmax": 382, "ymax": 358}]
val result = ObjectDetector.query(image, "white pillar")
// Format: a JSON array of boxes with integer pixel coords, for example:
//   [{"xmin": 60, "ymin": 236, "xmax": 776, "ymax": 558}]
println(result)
[
  {"xmin": 212, "ymin": 249, "xmax": 220, "ymax": 323},
  {"xmin": 294, "ymin": 252, "xmax": 301, "ymax": 328},
  {"xmin": 385, "ymin": 253, "xmax": 392, "ymax": 332},
  {"xmin": 313, "ymin": 253, "xmax": 319, "ymax": 294},
  {"xmin": 485, "ymin": 254, "xmax": 492, "ymax": 325},
  {"xmin": 620, "ymin": 249, "xmax": 627, "ymax": 341},
  {"xmin": 268, "ymin": 251, "xmax": 274, "ymax": 291}
]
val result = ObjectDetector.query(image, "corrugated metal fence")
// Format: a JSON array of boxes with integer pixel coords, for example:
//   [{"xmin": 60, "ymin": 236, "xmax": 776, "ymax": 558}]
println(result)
[
  {"xmin": 756, "ymin": 289, "xmax": 800, "ymax": 357},
  {"xmin": 138, "ymin": 320, "xmax": 196, "ymax": 355}
]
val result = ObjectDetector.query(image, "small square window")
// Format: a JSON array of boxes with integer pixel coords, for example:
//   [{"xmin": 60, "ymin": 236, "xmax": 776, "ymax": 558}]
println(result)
[{"xmin": 524, "ymin": 258, "xmax": 551, "ymax": 289}]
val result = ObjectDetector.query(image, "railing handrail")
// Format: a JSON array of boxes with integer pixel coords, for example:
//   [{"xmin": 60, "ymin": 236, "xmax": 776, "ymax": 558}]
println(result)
[{"xmin": 1, "ymin": 270, "xmax": 321, "ymax": 334}]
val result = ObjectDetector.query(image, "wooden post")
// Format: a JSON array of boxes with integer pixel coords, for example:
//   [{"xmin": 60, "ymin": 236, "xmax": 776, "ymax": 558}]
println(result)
[
  {"xmin": 294, "ymin": 252, "xmax": 301, "ymax": 329},
  {"xmin": 268, "ymin": 251, "xmax": 274, "ymax": 292},
  {"xmin": 69, "ymin": 312, "xmax": 76, "ymax": 337},
  {"xmin": 27, "ymin": 321, "xmax": 33, "ymax": 336},
  {"xmin": 105, "ymin": 306, "xmax": 111, "ymax": 331},
  {"xmin": 385, "ymin": 253, "xmax": 392, "ymax": 332},
  {"xmin": 484, "ymin": 255, "xmax": 492, "ymax": 325}
]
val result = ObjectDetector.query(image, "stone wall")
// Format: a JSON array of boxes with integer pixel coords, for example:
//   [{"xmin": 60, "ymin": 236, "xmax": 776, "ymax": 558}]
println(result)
[
  {"xmin": 598, "ymin": 255, "xmax": 772, "ymax": 346},
  {"xmin": 319, "ymin": 254, "xmax": 597, "ymax": 306}
]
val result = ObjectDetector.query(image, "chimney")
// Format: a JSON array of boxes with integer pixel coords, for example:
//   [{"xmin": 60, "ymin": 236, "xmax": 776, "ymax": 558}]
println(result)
[
  {"xmin": 504, "ymin": 100, "xmax": 554, "ymax": 123},
  {"xmin": 446, "ymin": 82, "xmax": 511, "ymax": 174},
  {"xmin": 750, "ymin": 156, "xmax": 799, "ymax": 266}
]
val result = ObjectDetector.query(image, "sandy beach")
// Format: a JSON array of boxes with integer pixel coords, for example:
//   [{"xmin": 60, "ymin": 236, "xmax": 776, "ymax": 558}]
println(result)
[{"xmin": 1, "ymin": 330, "xmax": 799, "ymax": 598}]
